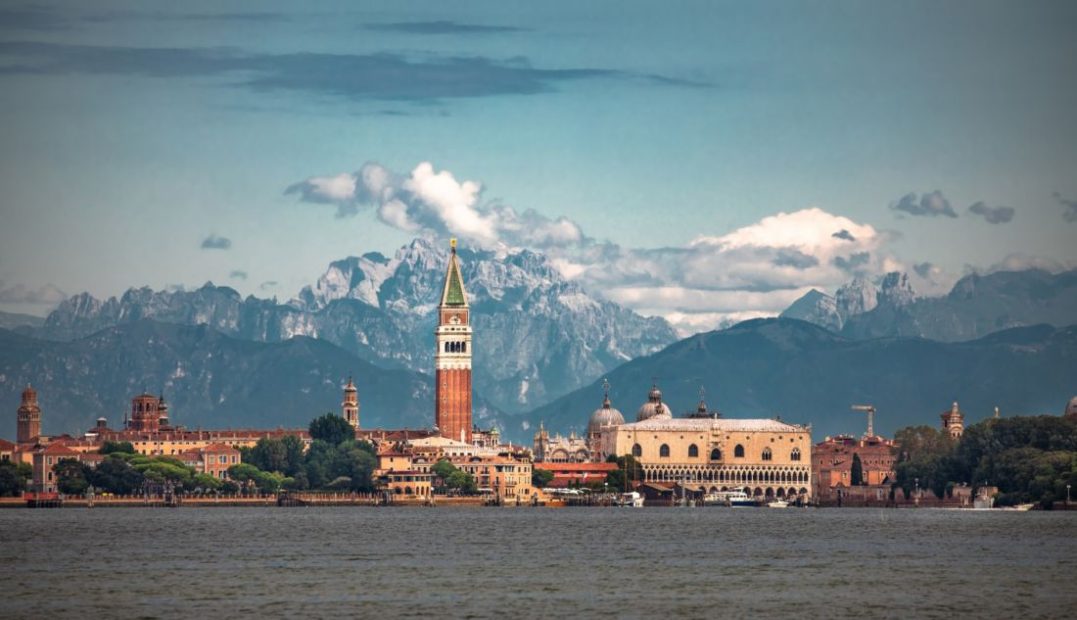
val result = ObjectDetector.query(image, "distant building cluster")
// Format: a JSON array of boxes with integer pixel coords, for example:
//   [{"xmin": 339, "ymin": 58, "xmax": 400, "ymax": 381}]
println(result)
[{"xmin": 3, "ymin": 240, "xmax": 1074, "ymax": 507}]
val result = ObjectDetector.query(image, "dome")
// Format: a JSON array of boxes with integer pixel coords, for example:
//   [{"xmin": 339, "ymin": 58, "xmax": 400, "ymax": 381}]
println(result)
[
  {"xmin": 1066, "ymin": 396, "xmax": 1077, "ymax": 419},
  {"xmin": 588, "ymin": 396, "xmax": 625, "ymax": 434},
  {"xmin": 637, "ymin": 383, "xmax": 672, "ymax": 422}
]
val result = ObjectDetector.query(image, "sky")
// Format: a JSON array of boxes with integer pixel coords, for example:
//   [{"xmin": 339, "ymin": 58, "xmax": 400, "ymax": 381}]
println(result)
[{"xmin": 1, "ymin": 1, "xmax": 1076, "ymax": 333}]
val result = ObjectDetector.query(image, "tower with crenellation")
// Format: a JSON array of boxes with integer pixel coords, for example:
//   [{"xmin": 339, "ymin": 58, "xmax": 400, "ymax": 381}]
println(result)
[
  {"xmin": 16, "ymin": 384, "xmax": 42, "ymax": 443},
  {"xmin": 435, "ymin": 239, "xmax": 473, "ymax": 443}
]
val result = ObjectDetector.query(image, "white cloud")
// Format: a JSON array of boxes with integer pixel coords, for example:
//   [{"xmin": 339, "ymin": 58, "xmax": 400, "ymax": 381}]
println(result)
[
  {"xmin": 287, "ymin": 161, "xmax": 931, "ymax": 334},
  {"xmin": 287, "ymin": 161, "xmax": 583, "ymax": 249},
  {"xmin": 0, "ymin": 281, "xmax": 67, "ymax": 306}
]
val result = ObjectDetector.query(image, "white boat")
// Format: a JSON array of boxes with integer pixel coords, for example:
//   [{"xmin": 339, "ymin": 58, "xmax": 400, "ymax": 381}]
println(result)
[
  {"xmin": 702, "ymin": 490, "xmax": 756, "ymax": 507},
  {"xmin": 618, "ymin": 491, "xmax": 645, "ymax": 507},
  {"xmin": 766, "ymin": 499, "xmax": 789, "ymax": 508}
]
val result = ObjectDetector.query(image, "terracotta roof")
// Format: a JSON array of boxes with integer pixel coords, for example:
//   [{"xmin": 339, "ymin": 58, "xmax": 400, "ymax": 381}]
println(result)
[
  {"xmin": 0, "ymin": 439, "xmax": 15, "ymax": 451},
  {"xmin": 201, "ymin": 443, "xmax": 240, "ymax": 453},
  {"xmin": 39, "ymin": 444, "xmax": 79, "ymax": 456},
  {"xmin": 537, "ymin": 462, "xmax": 618, "ymax": 473}
]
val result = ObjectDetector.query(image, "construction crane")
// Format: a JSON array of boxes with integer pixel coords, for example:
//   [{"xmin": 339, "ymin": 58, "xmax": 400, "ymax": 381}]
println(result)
[{"xmin": 851, "ymin": 404, "xmax": 876, "ymax": 438}]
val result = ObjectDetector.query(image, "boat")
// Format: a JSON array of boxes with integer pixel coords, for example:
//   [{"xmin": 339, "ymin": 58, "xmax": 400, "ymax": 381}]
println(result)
[
  {"xmin": 702, "ymin": 490, "xmax": 755, "ymax": 507},
  {"xmin": 766, "ymin": 499, "xmax": 789, "ymax": 508},
  {"xmin": 618, "ymin": 491, "xmax": 645, "ymax": 507}
]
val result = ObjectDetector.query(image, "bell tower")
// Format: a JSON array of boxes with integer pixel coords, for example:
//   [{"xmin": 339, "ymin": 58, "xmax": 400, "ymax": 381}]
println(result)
[
  {"xmin": 342, "ymin": 376, "xmax": 360, "ymax": 429},
  {"xmin": 435, "ymin": 239, "xmax": 473, "ymax": 443},
  {"xmin": 16, "ymin": 384, "xmax": 42, "ymax": 443}
]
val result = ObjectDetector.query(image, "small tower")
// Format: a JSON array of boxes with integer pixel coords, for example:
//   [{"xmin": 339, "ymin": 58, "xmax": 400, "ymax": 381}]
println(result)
[
  {"xmin": 342, "ymin": 376, "xmax": 360, "ymax": 429},
  {"xmin": 533, "ymin": 421, "xmax": 550, "ymax": 462},
  {"xmin": 16, "ymin": 384, "xmax": 42, "ymax": 443},
  {"xmin": 940, "ymin": 401, "xmax": 965, "ymax": 439},
  {"xmin": 128, "ymin": 393, "xmax": 162, "ymax": 432},
  {"xmin": 435, "ymin": 238, "xmax": 473, "ymax": 443},
  {"xmin": 157, "ymin": 393, "xmax": 170, "ymax": 429}
]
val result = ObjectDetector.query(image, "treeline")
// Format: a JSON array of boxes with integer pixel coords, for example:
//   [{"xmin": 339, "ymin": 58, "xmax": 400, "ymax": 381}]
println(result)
[
  {"xmin": 237, "ymin": 413, "xmax": 376, "ymax": 492},
  {"xmin": 54, "ymin": 441, "xmax": 235, "ymax": 496},
  {"xmin": 894, "ymin": 415, "xmax": 1077, "ymax": 507}
]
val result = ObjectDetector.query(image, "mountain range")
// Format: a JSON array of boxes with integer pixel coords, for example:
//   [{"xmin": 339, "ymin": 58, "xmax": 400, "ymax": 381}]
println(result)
[
  {"xmin": 32, "ymin": 238, "xmax": 678, "ymax": 415},
  {"xmin": 0, "ymin": 319, "xmax": 506, "ymax": 440},
  {"xmin": 528, "ymin": 318, "xmax": 1077, "ymax": 440},
  {"xmin": 782, "ymin": 268, "xmax": 1077, "ymax": 341}
]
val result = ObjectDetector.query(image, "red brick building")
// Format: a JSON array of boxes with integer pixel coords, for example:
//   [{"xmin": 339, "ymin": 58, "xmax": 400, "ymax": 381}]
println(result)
[
  {"xmin": 435, "ymin": 239, "xmax": 473, "ymax": 443},
  {"xmin": 16, "ymin": 384, "xmax": 42, "ymax": 444},
  {"xmin": 812, "ymin": 434, "xmax": 897, "ymax": 504}
]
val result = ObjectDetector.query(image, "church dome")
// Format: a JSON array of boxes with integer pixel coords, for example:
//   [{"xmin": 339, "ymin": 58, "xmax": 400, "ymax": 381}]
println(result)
[
  {"xmin": 1066, "ymin": 396, "xmax": 1077, "ymax": 419},
  {"xmin": 637, "ymin": 384, "xmax": 672, "ymax": 422},
  {"xmin": 589, "ymin": 396, "xmax": 625, "ymax": 434}
]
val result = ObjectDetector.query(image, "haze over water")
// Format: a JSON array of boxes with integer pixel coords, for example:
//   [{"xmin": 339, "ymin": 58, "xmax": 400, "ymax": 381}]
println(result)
[{"xmin": 3, "ymin": 508, "xmax": 1075, "ymax": 618}]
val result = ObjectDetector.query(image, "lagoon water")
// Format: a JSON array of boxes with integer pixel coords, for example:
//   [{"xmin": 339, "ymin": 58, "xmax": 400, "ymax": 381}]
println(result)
[{"xmin": 2, "ymin": 507, "xmax": 1075, "ymax": 619}]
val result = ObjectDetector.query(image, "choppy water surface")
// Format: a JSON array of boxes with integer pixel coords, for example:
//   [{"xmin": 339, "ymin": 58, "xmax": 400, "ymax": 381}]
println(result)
[{"xmin": 2, "ymin": 507, "xmax": 1075, "ymax": 619}]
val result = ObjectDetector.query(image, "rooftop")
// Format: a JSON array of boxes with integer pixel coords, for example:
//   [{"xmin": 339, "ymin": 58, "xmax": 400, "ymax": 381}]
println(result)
[{"xmin": 619, "ymin": 417, "xmax": 808, "ymax": 433}]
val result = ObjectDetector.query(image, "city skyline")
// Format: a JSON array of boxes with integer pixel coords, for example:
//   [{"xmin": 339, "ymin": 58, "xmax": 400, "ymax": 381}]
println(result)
[{"xmin": 2, "ymin": 2, "xmax": 1076, "ymax": 332}]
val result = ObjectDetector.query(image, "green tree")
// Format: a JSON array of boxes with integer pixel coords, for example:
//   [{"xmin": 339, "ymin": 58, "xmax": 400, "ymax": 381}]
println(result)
[
  {"xmin": 0, "ymin": 462, "xmax": 26, "ymax": 496},
  {"xmin": 605, "ymin": 454, "xmax": 644, "ymax": 491},
  {"xmin": 249, "ymin": 438, "xmax": 288, "ymax": 473},
  {"xmin": 190, "ymin": 473, "xmax": 222, "ymax": 493},
  {"xmin": 88, "ymin": 455, "xmax": 144, "ymax": 495},
  {"xmin": 54, "ymin": 459, "xmax": 92, "ymax": 495},
  {"xmin": 99, "ymin": 441, "xmax": 136, "ymax": 455},
  {"xmin": 532, "ymin": 468, "xmax": 554, "ymax": 488},
  {"xmin": 281, "ymin": 434, "xmax": 306, "ymax": 476},
  {"xmin": 851, "ymin": 453, "xmax": 864, "ymax": 486},
  {"xmin": 309, "ymin": 413, "xmax": 354, "ymax": 446}
]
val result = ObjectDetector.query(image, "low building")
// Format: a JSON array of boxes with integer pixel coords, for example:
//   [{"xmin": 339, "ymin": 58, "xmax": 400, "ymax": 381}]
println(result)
[
  {"xmin": 454, "ymin": 453, "xmax": 536, "ymax": 502},
  {"xmin": 383, "ymin": 470, "xmax": 434, "ymax": 498},
  {"xmin": 605, "ymin": 416, "xmax": 813, "ymax": 500},
  {"xmin": 536, "ymin": 462, "xmax": 619, "ymax": 489},
  {"xmin": 812, "ymin": 434, "xmax": 897, "ymax": 504},
  {"xmin": 178, "ymin": 443, "xmax": 242, "ymax": 479}
]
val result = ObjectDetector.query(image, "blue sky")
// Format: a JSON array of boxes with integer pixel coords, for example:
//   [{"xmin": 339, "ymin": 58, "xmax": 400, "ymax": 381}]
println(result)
[{"xmin": 1, "ymin": 1, "xmax": 1075, "ymax": 331}]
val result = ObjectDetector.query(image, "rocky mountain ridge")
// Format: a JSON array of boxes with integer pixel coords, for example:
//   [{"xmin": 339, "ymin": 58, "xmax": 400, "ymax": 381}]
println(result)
[{"xmin": 37, "ymin": 238, "xmax": 678, "ymax": 414}]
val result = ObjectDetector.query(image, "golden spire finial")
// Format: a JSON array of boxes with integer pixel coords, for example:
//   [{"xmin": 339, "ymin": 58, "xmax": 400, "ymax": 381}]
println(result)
[{"xmin": 450, "ymin": 237, "xmax": 457, "ymax": 251}]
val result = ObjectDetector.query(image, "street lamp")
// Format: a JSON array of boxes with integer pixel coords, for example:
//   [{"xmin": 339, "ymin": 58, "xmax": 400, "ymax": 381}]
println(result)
[{"xmin": 1067, "ymin": 484, "xmax": 1072, "ymax": 507}]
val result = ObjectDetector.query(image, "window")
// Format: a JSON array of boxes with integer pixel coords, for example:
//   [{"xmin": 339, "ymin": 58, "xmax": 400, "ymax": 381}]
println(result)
[
  {"xmin": 632, "ymin": 444, "xmax": 642, "ymax": 457},
  {"xmin": 762, "ymin": 448, "xmax": 772, "ymax": 461},
  {"xmin": 688, "ymin": 444, "xmax": 699, "ymax": 458},
  {"xmin": 734, "ymin": 444, "xmax": 745, "ymax": 458},
  {"xmin": 791, "ymin": 448, "xmax": 801, "ymax": 462},
  {"xmin": 659, "ymin": 444, "xmax": 670, "ymax": 458},
  {"xmin": 710, "ymin": 448, "xmax": 722, "ymax": 460}
]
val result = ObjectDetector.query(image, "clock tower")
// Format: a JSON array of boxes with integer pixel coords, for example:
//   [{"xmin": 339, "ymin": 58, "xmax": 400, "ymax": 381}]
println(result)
[{"xmin": 435, "ymin": 239, "xmax": 473, "ymax": 443}]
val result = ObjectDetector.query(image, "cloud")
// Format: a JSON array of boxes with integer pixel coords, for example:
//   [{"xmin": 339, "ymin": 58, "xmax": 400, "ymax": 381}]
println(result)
[
  {"xmin": 259, "ymin": 280, "xmax": 278, "ymax": 291},
  {"xmin": 833, "ymin": 252, "xmax": 871, "ymax": 272},
  {"xmin": 913, "ymin": 262, "xmax": 935, "ymax": 279},
  {"xmin": 0, "ymin": 41, "xmax": 700, "ymax": 105},
  {"xmin": 288, "ymin": 162, "xmax": 584, "ymax": 249},
  {"xmin": 364, "ymin": 21, "xmax": 525, "ymax": 35},
  {"xmin": 890, "ymin": 191, "xmax": 957, "ymax": 218},
  {"xmin": 0, "ymin": 281, "xmax": 67, "ymax": 306},
  {"xmin": 229, "ymin": 270, "xmax": 248, "ymax": 280},
  {"xmin": 967, "ymin": 201, "xmax": 1014, "ymax": 224},
  {"xmin": 1054, "ymin": 192, "xmax": 1077, "ymax": 223},
  {"xmin": 772, "ymin": 249, "xmax": 819, "ymax": 270},
  {"xmin": 289, "ymin": 161, "xmax": 914, "ymax": 334},
  {"xmin": 200, "ymin": 234, "xmax": 232, "ymax": 250},
  {"xmin": 986, "ymin": 253, "xmax": 1076, "ymax": 274}
]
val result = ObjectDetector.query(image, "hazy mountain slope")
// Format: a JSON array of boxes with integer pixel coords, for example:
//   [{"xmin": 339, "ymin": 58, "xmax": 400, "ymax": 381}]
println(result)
[
  {"xmin": 0, "ymin": 320, "xmax": 506, "ymax": 440},
  {"xmin": 0, "ymin": 311, "xmax": 45, "ymax": 331},
  {"xmin": 526, "ymin": 318, "xmax": 1077, "ymax": 440},
  {"xmin": 39, "ymin": 238, "xmax": 678, "ymax": 413},
  {"xmin": 841, "ymin": 269, "xmax": 1077, "ymax": 341}
]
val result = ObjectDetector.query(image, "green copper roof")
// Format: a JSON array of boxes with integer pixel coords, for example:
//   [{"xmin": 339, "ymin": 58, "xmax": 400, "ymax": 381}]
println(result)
[{"xmin": 443, "ymin": 254, "xmax": 467, "ymax": 306}]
